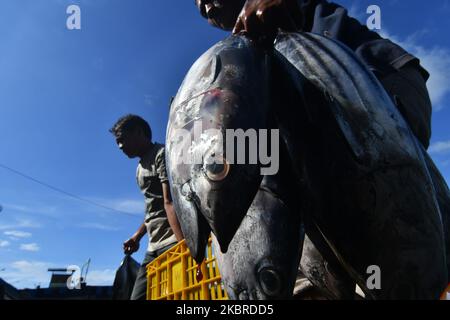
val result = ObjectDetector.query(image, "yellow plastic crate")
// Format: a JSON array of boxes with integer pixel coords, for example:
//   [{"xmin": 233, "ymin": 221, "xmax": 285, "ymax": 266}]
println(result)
[{"xmin": 146, "ymin": 237, "xmax": 229, "ymax": 300}]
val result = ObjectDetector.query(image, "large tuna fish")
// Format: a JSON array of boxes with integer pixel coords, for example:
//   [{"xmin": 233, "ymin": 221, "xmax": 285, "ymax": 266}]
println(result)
[
  {"xmin": 212, "ymin": 137, "xmax": 304, "ymax": 300},
  {"xmin": 274, "ymin": 32, "xmax": 448, "ymax": 299},
  {"xmin": 166, "ymin": 36, "xmax": 272, "ymax": 262},
  {"xmin": 166, "ymin": 35, "xmax": 306, "ymax": 300},
  {"xmin": 166, "ymin": 31, "xmax": 449, "ymax": 300}
]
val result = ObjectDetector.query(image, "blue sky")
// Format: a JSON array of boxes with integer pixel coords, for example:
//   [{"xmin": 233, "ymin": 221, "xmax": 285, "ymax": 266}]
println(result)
[{"xmin": 0, "ymin": 0, "xmax": 449, "ymax": 289}]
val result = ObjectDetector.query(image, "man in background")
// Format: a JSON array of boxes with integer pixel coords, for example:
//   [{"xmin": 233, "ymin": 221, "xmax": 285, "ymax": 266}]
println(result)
[{"xmin": 110, "ymin": 114, "xmax": 184, "ymax": 300}]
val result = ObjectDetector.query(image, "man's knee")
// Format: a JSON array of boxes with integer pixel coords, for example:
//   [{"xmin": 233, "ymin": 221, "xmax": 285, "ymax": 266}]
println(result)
[
  {"xmin": 130, "ymin": 267, "xmax": 148, "ymax": 300},
  {"xmin": 130, "ymin": 254, "xmax": 155, "ymax": 300}
]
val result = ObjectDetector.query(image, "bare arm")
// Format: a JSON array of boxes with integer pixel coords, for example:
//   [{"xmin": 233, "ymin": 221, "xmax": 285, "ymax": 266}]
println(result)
[
  {"xmin": 123, "ymin": 223, "xmax": 146, "ymax": 254},
  {"xmin": 132, "ymin": 223, "xmax": 147, "ymax": 241},
  {"xmin": 162, "ymin": 182, "xmax": 184, "ymax": 242}
]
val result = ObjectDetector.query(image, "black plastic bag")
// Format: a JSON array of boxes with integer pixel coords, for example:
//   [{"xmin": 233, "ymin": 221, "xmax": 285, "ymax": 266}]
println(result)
[{"xmin": 112, "ymin": 254, "xmax": 140, "ymax": 300}]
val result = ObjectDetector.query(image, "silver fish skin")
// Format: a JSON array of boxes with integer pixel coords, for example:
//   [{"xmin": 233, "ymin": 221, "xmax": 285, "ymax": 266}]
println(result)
[
  {"xmin": 275, "ymin": 32, "xmax": 448, "ymax": 299},
  {"xmin": 166, "ymin": 36, "xmax": 272, "ymax": 261},
  {"xmin": 212, "ymin": 173, "xmax": 303, "ymax": 300}
]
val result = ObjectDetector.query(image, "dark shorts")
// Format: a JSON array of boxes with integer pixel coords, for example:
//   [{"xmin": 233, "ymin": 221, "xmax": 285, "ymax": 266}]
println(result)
[
  {"xmin": 130, "ymin": 242, "xmax": 177, "ymax": 300},
  {"xmin": 379, "ymin": 62, "xmax": 433, "ymax": 149}
]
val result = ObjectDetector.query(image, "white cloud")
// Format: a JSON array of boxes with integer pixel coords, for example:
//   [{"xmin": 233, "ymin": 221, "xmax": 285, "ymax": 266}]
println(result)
[
  {"xmin": 0, "ymin": 240, "xmax": 10, "ymax": 248},
  {"xmin": 0, "ymin": 219, "xmax": 41, "ymax": 231},
  {"xmin": 20, "ymin": 243, "xmax": 40, "ymax": 252},
  {"xmin": 144, "ymin": 94, "xmax": 155, "ymax": 106},
  {"xmin": 379, "ymin": 30, "xmax": 450, "ymax": 111},
  {"xmin": 1, "ymin": 261, "xmax": 116, "ymax": 289},
  {"xmin": 1, "ymin": 260, "xmax": 54, "ymax": 289},
  {"xmin": 86, "ymin": 198, "xmax": 143, "ymax": 217},
  {"xmin": 4, "ymin": 230, "xmax": 32, "ymax": 238},
  {"xmin": 429, "ymin": 141, "xmax": 450, "ymax": 155},
  {"xmin": 413, "ymin": 49, "xmax": 450, "ymax": 111},
  {"xmin": 1, "ymin": 259, "xmax": 116, "ymax": 289},
  {"xmin": 2, "ymin": 203, "xmax": 57, "ymax": 216},
  {"xmin": 11, "ymin": 260, "xmax": 46, "ymax": 272},
  {"xmin": 79, "ymin": 223, "xmax": 120, "ymax": 231},
  {"xmin": 85, "ymin": 269, "xmax": 116, "ymax": 286},
  {"xmin": 109, "ymin": 199, "xmax": 143, "ymax": 214},
  {"xmin": 16, "ymin": 219, "xmax": 42, "ymax": 229}
]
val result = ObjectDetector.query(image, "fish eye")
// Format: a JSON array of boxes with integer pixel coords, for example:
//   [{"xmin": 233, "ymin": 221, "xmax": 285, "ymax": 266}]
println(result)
[
  {"xmin": 203, "ymin": 158, "xmax": 230, "ymax": 181},
  {"xmin": 258, "ymin": 267, "xmax": 282, "ymax": 297}
]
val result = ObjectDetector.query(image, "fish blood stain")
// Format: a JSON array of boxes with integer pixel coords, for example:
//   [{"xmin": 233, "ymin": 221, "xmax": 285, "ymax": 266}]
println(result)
[
  {"xmin": 207, "ymin": 88, "xmax": 222, "ymax": 97},
  {"xmin": 196, "ymin": 263, "xmax": 204, "ymax": 282}
]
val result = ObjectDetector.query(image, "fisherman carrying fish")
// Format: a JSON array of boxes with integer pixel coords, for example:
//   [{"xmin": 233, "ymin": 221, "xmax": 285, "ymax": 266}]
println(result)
[
  {"xmin": 110, "ymin": 114, "xmax": 184, "ymax": 300},
  {"xmin": 195, "ymin": 0, "xmax": 433, "ymax": 150},
  {"xmin": 193, "ymin": 0, "xmax": 440, "ymax": 299}
]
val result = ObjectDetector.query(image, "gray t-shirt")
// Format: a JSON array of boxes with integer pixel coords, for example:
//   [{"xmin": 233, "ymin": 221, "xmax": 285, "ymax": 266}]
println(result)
[{"xmin": 136, "ymin": 143, "xmax": 177, "ymax": 252}]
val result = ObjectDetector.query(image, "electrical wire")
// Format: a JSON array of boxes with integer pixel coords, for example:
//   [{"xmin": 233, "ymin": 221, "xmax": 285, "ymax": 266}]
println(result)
[{"xmin": 0, "ymin": 163, "xmax": 140, "ymax": 218}]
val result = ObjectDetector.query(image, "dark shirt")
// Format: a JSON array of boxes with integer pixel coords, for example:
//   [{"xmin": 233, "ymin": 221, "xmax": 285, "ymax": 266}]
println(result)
[{"xmin": 297, "ymin": 0, "xmax": 429, "ymax": 80}]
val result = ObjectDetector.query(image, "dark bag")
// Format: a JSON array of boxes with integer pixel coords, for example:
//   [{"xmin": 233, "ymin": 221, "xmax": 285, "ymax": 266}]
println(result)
[{"xmin": 112, "ymin": 255, "xmax": 140, "ymax": 300}]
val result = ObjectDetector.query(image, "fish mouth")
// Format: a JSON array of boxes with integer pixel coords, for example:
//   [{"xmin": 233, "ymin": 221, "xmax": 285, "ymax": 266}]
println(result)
[
  {"xmin": 191, "ymin": 162, "xmax": 262, "ymax": 253},
  {"xmin": 180, "ymin": 171, "xmax": 257, "ymax": 259},
  {"xmin": 210, "ymin": 183, "xmax": 303, "ymax": 300},
  {"xmin": 171, "ymin": 179, "xmax": 211, "ymax": 263},
  {"xmin": 188, "ymin": 200, "xmax": 211, "ymax": 263}
]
